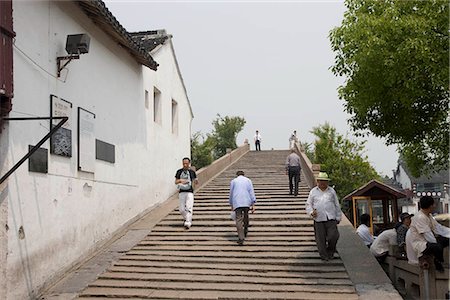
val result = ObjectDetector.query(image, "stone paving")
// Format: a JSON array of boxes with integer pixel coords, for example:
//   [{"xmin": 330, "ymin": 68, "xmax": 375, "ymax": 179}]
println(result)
[{"xmin": 71, "ymin": 150, "xmax": 359, "ymax": 299}]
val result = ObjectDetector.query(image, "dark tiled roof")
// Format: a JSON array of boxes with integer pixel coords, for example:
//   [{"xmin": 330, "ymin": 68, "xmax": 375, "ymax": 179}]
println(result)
[
  {"xmin": 74, "ymin": 0, "xmax": 158, "ymax": 70},
  {"xmin": 130, "ymin": 30, "xmax": 170, "ymax": 52},
  {"xmin": 343, "ymin": 179, "xmax": 407, "ymax": 201},
  {"xmin": 398, "ymin": 159, "xmax": 449, "ymax": 184}
]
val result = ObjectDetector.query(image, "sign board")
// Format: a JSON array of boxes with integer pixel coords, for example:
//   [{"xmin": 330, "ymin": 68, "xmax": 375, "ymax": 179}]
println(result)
[
  {"xmin": 50, "ymin": 95, "xmax": 72, "ymax": 157},
  {"xmin": 78, "ymin": 107, "xmax": 95, "ymax": 173}
]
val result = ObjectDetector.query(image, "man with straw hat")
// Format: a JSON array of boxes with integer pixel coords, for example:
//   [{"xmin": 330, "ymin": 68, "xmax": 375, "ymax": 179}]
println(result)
[{"xmin": 306, "ymin": 172, "xmax": 342, "ymax": 261}]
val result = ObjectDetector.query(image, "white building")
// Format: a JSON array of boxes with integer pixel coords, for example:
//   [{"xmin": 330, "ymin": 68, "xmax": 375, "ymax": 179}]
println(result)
[
  {"xmin": 0, "ymin": 1, "xmax": 193, "ymax": 299},
  {"xmin": 393, "ymin": 159, "xmax": 449, "ymax": 215}
]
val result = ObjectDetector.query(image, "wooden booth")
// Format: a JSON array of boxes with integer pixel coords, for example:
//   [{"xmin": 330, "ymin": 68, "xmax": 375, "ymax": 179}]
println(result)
[{"xmin": 343, "ymin": 180, "xmax": 407, "ymax": 235}]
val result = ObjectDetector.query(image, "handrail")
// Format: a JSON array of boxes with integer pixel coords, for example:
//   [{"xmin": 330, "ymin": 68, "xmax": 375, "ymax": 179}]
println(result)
[
  {"xmin": 0, "ymin": 116, "xmax": 68, "ymax": 184},
  {"xmin": 194, "ymin": 142, "xmax": 250, "ymax": 190}
]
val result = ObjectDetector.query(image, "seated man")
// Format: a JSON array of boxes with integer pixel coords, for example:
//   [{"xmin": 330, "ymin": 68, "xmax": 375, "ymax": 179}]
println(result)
[
  {"xmin": 356, "ymin": 213, "xmax": 373, "ymax": 247},
  {"xmin": 395, "ymin": 212, "xmax": 413, "ymax": 257},
  {"xmin": 370, "ymin": 228, "xmax": 397, "ymax": 262},
  {"xmin": 405, "ymin": 196, "xmax": 450, "ymax": 272}
]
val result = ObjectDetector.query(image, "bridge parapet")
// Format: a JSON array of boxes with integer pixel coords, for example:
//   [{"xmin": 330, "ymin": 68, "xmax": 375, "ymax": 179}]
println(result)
[{"xmin": 195, "ymin": 142, "xmax": 250, "ymax": 190}]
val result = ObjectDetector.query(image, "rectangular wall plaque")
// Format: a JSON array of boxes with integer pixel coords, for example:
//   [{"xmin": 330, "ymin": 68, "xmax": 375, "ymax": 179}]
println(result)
[
  {"xmin": 96, "ymin": 139, "xmax": 115, "ymax": 163},
  {"xmin": 78, "ymin": 107, "xmax": 95, "ymax": 173},
  {"xmin": 50, "ymin": 95, "xmax": 72, "ymax": 157},
  {"xmin": 28, "ymin": 145, "xmax": 48, "ymax": 173}
]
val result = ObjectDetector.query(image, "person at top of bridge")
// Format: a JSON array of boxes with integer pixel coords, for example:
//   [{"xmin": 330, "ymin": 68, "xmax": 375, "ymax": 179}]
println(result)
[
  {"xmin": 306, "ymin": 172, "xmax": 342, "ymax": 261},
  {"xmin": 175, "ymin": 157, "xmax": 199, "ymax": 229},
  {"xmin": 285, "ymin": 149, "xmax": 301, "ymax": 197},
  {"xmin": 229, "ymin": 170, "xmax": 256, "ymax": 246},
  {"xmin": 254, "ymin": 130, "xmax": 262, "ymax": 151},
  {"xmin": 289, "ymin": 130, "xmax": 298, "ymax": 149}
]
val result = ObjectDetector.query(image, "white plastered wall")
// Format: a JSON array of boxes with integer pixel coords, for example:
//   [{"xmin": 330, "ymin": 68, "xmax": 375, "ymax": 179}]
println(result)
[{"xmin": 6, "ymin": 1, "xmax": 192, "ymax": 299}]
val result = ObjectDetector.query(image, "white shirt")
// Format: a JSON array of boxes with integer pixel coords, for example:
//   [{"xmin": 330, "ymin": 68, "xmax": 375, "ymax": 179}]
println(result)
[
  {"xmin": 405, "ymin": 210, "xmax": 450, "ymax": 265},
  {"xmin": 356, "ymin": 224, "xmax": 373, "ymax": 246},
  {"xmin": 370, "ymin": 229, "xmax": 397, "ymax": 257},
  {"xmin": 254, "ymin": 133, "xmax": 262, "ymax": 142},
  {"xmin": 305, "ymin": 186, "xmax": 341, "ymax": 222}
]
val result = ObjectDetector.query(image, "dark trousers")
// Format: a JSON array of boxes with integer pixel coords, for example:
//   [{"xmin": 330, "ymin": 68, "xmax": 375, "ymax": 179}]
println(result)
[
  {"xmin": 255, "ymin": 140, "xmax": 261, "ymax": 151},
  {"xmin": 314, "ymin": 220, "xmax": 340, "ymax": 260},
  {"xmin": 288, "ymin": 166, "xmax": 300, "ymax": 196},
  {"xmin": 422, "ymin": 236, "xmax": 449, "ymax": 263},
  {"xmin": 235, "ymin": 207, "xmax": 249, "ymax": 241}
]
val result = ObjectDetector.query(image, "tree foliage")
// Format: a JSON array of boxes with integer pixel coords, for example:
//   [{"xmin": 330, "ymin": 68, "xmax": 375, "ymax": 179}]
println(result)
[
  {"xmin": 300, "ymin": 141, "xmax": 315, "ymax": 163},
  {"xmin": 207, "ymin": 114, "xmax": 246, "ymax": 159},
  {"xmin": 329, "ymin": 0, "xmax": 449, "ymax": 177},
  {"xmin": 311, "ymin": 123, "xmax": 380, "ymax": 199},
  {"xmin": 191, "ymin": 115, "xmax": 246, "ymax": 169},
  {"xmin": 191, "ymin": 131, "xmax": 213, "ymax": 170}
]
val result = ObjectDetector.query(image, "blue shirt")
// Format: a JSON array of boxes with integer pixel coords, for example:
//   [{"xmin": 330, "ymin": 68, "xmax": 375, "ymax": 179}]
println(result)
[{"xmin": 229, "ymin": 175, "xmax": 256, "ymax": 210}]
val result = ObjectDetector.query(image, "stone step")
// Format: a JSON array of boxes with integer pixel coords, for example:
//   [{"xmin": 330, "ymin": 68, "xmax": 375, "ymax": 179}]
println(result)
[
  {"xmin": 155, "ymin": 220, "xmax": 314, "ymax": 227},
  {"xmin": 163, "ymin": 214, "xmax": 310, "ymax": 220},
  {"xmin": 108, "ymin": 265, "xmax": 351, "ymax": 279},
  {"xmin": 149, "ymin": 227, "xmax": 315, "ymax": 233},
  {"xmin": 126, "ymin": 249, "xmax": 322, "ymax": 258},
  {"xmin": 119, "ymin": 255, "xmax": 343, "ymax": 267},
  {"xmin": 80, "ymin": 288, "xmax": 359, "ymax": 300},
  {"xmin": 76, "ymin": 150, "xmax": 358, "ymax": 299},
  {"xmin": 83, "ymin": 280, "xmax": 356, "ymax": 293},
  {"xmin": 137, "ymin": 238, "xmax": 317, "ymax": 245},
  {"xmin": 144, "ymin": 233, "xmax": 314, "ymax": 241},
  {"xmin": 113, "ymin": 259, "xmax": 347, "ymax": 273},
  {"xmin": 97, "ymin": 272, "xmax": 353, "ymax": 286}
]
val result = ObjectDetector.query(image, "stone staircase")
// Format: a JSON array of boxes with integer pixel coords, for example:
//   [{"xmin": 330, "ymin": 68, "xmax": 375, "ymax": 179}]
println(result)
[{"xmin": 78, "ymin": 150, "xmax": 359, "ymax": 299}]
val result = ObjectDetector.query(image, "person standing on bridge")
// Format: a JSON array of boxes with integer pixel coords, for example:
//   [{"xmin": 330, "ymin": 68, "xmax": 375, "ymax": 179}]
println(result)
[
  {"xmin": 306, "ymin": 172, "xmax": 341, "ymax": 261},
  {"xmin": 289, "ymin": 130, "xmax": 298, "ymax": 149},
  {"xmin": 254, "ymin": 130, "xmax": 262, "ymax": 151},
  {"xmin": 229, "ymin": 170, "xmax": 256, "ymax": 245},
  {"xmin": 175, "ymin": 157, "xmax": 199, "ymax": 229},
  {"xmin": 285, "ymin": 149, "xmax": 301, "ymax": 196}
]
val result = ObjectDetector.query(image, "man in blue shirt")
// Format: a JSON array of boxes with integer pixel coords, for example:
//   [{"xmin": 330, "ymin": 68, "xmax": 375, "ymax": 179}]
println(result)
[{"xmin": 229, "ymin": 171, "xmax": 256, "ymax": 245}]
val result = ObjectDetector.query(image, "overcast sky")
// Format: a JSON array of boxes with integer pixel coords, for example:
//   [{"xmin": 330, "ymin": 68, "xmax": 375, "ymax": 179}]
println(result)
[{"xmin": 104, "ymin": 0, "xmax": 399, "ymax": 177}]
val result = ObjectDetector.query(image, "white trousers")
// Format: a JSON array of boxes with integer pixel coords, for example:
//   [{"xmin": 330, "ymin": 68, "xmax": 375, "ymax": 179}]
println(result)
[{"xmin": 179, "ymin": 192, "xmax": 194, "ymax": 226}]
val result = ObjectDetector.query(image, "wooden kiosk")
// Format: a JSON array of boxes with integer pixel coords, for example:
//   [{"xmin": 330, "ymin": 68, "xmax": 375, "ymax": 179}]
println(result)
[{"xmin": 343, "ymin": 179, "xmax": 406, "ymax": 235}]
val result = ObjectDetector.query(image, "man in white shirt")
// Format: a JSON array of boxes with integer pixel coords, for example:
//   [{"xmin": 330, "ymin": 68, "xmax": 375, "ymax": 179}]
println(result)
[
  {"xmin": 254, "ymin": 130, "xmax": 262, "ymax": 151},
  {"xmin": 356, "ymin": 213, "xmax": 374, "ymax": 247},
  {"xmin": 370, "ymin": 228, "xmax": 397, "ymax": 262},
  {"xmin": 405, "ymin": 196, "xmax": 450, "ymax": 272},
  {"xmin": 306, "ymin": 172, "xmax": 342, "ymax": 261},
  {"xmin": 289, "ymin": 130, "xmax": 298, "ymax": 149}
]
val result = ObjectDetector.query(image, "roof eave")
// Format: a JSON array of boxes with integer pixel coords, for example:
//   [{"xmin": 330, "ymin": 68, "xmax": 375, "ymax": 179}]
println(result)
[{"xmin": 74, "ymin": 0, "xmax": 158, "ymax": 70}]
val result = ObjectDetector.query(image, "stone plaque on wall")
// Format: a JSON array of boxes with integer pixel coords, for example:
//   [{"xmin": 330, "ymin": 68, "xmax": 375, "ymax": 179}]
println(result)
[
  {"xmin": 28, "ymin": 145, "xmax": 48, "ymax": 173},
  {"xmin": 50, "ymin": 95, "xmax": 72, "ymax": 157},
  {"xmin": 78, "ymin": 107, "xmax": 95, "ymax": 173}
]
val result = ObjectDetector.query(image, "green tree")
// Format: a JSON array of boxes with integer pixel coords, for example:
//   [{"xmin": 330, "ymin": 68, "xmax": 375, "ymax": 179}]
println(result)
[
  {"xmin": 329, "ymin": 0, "xmax": 449, "ymax": 177},
  {"xmin": 208, "ymin": 114, "xmax": 246, "ymax": 159},
  {"xmin": 311, "ymin": 123, "xmax": 380, "ymax": 198},
  {"xmin": 191, "ymin": 132, "xmax": 213, "ymax": 169},
  {"xmin": 300, "ymin": 141, "xmax": 315, "ymax": 163}
]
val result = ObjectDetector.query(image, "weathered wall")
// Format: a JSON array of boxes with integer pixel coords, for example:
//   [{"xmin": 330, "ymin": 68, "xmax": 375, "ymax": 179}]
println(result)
[{"xmin": 6, "ymin": 1, "xmax": 192, "ymax": 299}]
